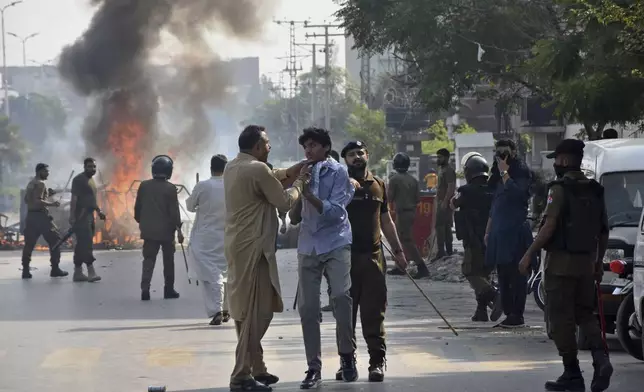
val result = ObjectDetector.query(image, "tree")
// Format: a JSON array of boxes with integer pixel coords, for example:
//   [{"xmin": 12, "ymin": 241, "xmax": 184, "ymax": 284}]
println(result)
[
  {"xmin": 7, "ymin": 93, "xmax": 68, "ymax": 145},
  {"xmin": 345, "ymin": 102, "xmax": 394, "ymax": 164},
  {"xmin": 421, "ymin": 120, "xmax": 478, "ymax": 154},
  {"xmin": 0, "ymin": 116, "xmax": 28, "ymax": 183},
  {"xmin": 336, "ymin": 0, "xmax": 644, "ymax": 140}
]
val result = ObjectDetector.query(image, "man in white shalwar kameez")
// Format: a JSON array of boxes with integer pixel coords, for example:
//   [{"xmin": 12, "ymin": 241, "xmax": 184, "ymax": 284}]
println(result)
[{"xmin": 186, "ymin": 154, "xmax": 230, "ymax": 326}]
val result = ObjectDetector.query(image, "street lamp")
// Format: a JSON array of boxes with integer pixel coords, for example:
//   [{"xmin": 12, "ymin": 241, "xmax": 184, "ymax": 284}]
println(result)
[
  {"xmin": 1, "ymin": 0, "xmax": 24, "ymax": 117},
  {"xmin": 8, "ymin": 31, "xmax": 38, "ymax": 66}
]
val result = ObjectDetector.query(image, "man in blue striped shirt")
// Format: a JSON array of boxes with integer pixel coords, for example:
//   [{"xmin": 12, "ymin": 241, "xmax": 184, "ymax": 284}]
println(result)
[{"xmin": 289, "ymin": 127, "xmax": 357, "ymax": 389}]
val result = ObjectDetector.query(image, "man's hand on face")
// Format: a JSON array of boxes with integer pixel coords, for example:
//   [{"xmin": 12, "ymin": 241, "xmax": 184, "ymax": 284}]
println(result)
[{"xmin": 497, "ymin": 156, "xmax": 510, "ymax": 172}]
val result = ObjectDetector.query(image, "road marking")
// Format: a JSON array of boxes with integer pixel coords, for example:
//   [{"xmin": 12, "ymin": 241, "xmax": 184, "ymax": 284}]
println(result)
[
  {"xmin": 393, "ymin": 346, "xmax": 559, "ymax": 373},
  {"xmin": 146, "ymin": 348, "xmax": 193, "ymax": 367},
  {"xmin": 41, "ymin": 348, "xmax": 102, "ymax": 369}
]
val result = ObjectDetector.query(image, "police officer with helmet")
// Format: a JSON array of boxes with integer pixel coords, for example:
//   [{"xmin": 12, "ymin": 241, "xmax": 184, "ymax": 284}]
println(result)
[
  {"xmin": 340, "ymin": 141, "xmax": 408, "ymax": 382},
  {"xmin": 134, "ymin": 155, "xmax": 185, "ymax": 301},
  {"xmin": 386, "ymin": 152, "xmax": 430, "ymax": 278},
  {"xmin": 451, "ymin": 153, "xmax": 502, "ymax": 322},
  {"xmin": 519, "ymin": 139, "xmax": 612, "ymax": 392}
]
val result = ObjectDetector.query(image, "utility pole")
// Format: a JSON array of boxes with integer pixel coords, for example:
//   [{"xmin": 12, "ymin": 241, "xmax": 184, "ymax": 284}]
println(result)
[
  {"xmin": 294, "ymin": 42, "xmax": 323, "ymax": 126},
  {"xmin": 274, "ymin": 19, "xmax": 309, "ymax": 160},
  {"xmin": 1, "ymin": 1, "xmax": 24, "ymax": 118},
  {"xmin": 8, "ymin": 31, "xmax": 38, "ymax": 66},
  {"xmin": 305, "ymin": 24, "xmax": 342, "ymax": 132}
]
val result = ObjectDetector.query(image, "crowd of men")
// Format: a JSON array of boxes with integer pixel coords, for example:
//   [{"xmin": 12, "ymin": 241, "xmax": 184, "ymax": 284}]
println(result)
[{"xmin": 20, "ymin": 124, "xmax": 614, "ymax": 392}]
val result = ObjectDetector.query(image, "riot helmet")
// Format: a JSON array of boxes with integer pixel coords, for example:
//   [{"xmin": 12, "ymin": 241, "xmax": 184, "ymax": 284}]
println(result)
[
  {"xmin": 463, "ymin": 153, "xmax": 489, "ymax": 183},
  {"xmin": 393, "ymin": 153, "xmax": 410, "ymax": 173},
  {"xmin": 151, "ymin": 155, "xmax": 174, "ymax": 180}
]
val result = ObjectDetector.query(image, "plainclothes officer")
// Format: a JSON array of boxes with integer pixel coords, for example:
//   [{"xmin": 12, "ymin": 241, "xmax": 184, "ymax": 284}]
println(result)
[
  {"xmin": 21, "ymin": 163, "xmax": 69, "ymax": 279},
  {"xmin": 340, "ymin": 141, "xmax": 407, "ymax": 382},
  {"xmin": 435, "ymin": 148, "xmax": 456, "ymax": 259},
  {"xmin": 519, "ymin": 139, "xmax": 612, "ymax": 392},
  {"xmin": 451, "ymin": 153, "xmax": 502, "ymax": 322},
  {"xmin": 386, "ymin": 152, "xmax": 429, "ymax": 278},
  {"xmin": 134, "ymin": 155, "xmax": 184, "ymax": 301}
]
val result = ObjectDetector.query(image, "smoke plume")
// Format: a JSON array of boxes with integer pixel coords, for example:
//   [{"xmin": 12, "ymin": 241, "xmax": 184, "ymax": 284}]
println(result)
[{"xmin": 58, "ymin": 0, "xmax": 276, "ymax": 179}]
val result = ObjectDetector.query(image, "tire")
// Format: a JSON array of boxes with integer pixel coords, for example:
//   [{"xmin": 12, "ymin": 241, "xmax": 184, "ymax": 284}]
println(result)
[
  {"xmin": 533, "ymin": 278, "xmax": 546, "ymax": 311},
  {"xmin": 616, "ymin": 293, "xmax": 644, "ymax": 360}
]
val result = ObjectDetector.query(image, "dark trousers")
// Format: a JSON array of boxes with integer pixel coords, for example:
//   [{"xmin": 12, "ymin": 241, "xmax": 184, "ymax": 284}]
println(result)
[
  {"xmin": 140, "ymin": 239, "xmax": 176, "ymax": 291},
  {"xmin": 21, "ymin": 211, "xmax": 61, "ymax": 268},
  {"xmin": 349, "ymin": 250, "xmax": 387, "ymax": 364},
  {"xmin": 395, "ymin": 209, "xmax": 427, "ymax": 271},
  {"xmin": 73, "ymin": 217, "xmax": 95, "ymax": 267},
  {"xmin": 545, "ymin": 273, "xmax": 604, "ymax": 356},
  {"xmin": 435, "ymin": 207, "xmax": 453, "ymax": 256},
  {"xmin": 496, "ymin": 263, "xmax": 527, "ymax": 317}
]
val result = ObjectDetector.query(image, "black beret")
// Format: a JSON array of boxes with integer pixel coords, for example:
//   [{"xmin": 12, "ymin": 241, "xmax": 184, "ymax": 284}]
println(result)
[
  {"xmin": 340, "ymin": 141, "xmax": 367, "ymax": 158},
  {"xmin": 546, "ymin": 139, "xmax": 585, "ymax": 159}
]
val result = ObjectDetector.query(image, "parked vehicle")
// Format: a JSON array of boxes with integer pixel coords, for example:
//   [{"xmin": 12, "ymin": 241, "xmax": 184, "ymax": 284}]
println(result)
[
  {"xmin": 575, "ymin": 139, "xmax": 644, "ymax": 351},
  {"xmin": 609, "ymin": 258, "xmax": 642, "ymax": 360},
  {"xmin": 632, "ymin": 206, "xmax": 644, "ymax": 359}
]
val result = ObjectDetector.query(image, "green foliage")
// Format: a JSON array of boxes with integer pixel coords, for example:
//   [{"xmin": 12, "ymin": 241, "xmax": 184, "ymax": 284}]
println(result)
[
  {"xmin": 421, "ymin": 120, "xmax": 478, "ymax": 154},
  {"xmin": 0, "ymin": 116, "xmax": 28, "ymax": 168},
  {"xmin": 421, "ymin": 120, "xmax": 452, "ymax": 155},
  {"xmin": 345, "ymin": 102, "xmax": 394, "ymax": 164},
  {"xmin": 336, "ymin": 0, "xmax": 644, "ymax": 141}
]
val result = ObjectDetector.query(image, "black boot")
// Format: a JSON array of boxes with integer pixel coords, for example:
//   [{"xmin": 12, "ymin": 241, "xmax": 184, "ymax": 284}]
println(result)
[
  {"xmin": 386, "ymin": 268, "xmax": 405, "ymax": 276},
  {"xmin": 545, "ymin": 356, "xmax": 585, "ymax": 392},
  {"xmin": 590, "ymin": 350, "xmax": 613, "ymax": 392},
  {"xmin": 485, "ymin": 289, "xmax": 503, "ymax": 322},
  {"xmin": 411, "ymin": 262, "xmax": 430, "ymax": 279},
  {"xmin": 22, "ymin": 265, "xmax": 32, "ymax": 279},
  {"xmin": 471, "ymin": 298, "xmax": 489, "ymax": 322},
  {"xmin": 368, "ymin": 357, "xmax": 385, "ymax": 382},
  {"xmin": 164, "ymin": 287, "xmax": 180, "ymax": 299},
  {"xmin": 50, "ymin": 266, "xmax": 69, "ymax": 278},
  {"xmin": 141, "ymin": 290, "xmax": 150, "ymax": 301}
]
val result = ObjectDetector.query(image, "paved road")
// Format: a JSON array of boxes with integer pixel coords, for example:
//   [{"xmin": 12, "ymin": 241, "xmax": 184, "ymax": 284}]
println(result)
[{"xmin": 0, "ymin": 248, "xmax": 642, "ymax": 392}]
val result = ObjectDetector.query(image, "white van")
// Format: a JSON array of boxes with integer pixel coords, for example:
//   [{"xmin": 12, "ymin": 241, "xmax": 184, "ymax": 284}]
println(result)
[
  {"xmin": 581, "ymin": 139, "xmax": 644, "ymax": 256},
  {"xmin": 634, "ymin": 208, "xmax": 644, "ymax": 355}
]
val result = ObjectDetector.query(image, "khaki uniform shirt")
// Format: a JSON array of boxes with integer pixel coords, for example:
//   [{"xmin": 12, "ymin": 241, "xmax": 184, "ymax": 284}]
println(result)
[
  {"xmin": 24, "ymin": 177, "xmax": 49, "ymax": 213},
  {"xmin": 388, "ymin": 172, "xmax": 420, "ymax": 212},
  {"xmin": 543, "ymin": 171, "xmax": 608, "ymax": 277}
]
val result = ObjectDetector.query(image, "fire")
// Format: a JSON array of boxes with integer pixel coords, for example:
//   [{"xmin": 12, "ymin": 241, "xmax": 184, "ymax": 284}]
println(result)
[{"xmin": 94, "ymin": 96, "xmax": 147, "ymax": 247}]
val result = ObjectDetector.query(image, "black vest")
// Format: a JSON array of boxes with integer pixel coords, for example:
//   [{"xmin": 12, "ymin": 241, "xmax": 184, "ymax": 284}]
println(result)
[
  {"xmin": 545, "ymin": 177, "xmax": 604, "ymax": 254},
  {"xmin": 454, "ymin": 181, "xmax": 493, "ymax": 248}
]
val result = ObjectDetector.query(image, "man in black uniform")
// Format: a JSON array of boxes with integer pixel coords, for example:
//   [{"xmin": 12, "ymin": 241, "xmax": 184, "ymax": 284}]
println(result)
[
  {"xmin": 338, "ymin": 141, "xmax": 408, "ymax": 382},
  {"xmin": 135, "ymin": 155, "xmax": 184, "ymax": 301},
  {"xmin": 70, "ymin": 157, "xmax": 105, "ymax": 282},
  {"xmin": 519, "ymin": 139, "xmax": 612, "ymax": 392},
  {"xmin": 451, "ymin": 153, "xmax": 502, "ymax": 322},
  {"xmin": 21, "ymin": 163, "xmax": 68, "ymax": 279}
]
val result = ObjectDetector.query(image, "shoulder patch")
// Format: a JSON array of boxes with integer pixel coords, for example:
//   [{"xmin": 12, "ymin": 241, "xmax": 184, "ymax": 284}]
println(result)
[{"xmin": 547, "ymin": 188, "xmax": 553, "ymax": 205}]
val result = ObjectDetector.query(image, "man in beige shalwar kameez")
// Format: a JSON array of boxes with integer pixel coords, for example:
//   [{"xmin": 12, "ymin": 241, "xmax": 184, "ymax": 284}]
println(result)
[{"xmin": 224, "ymin": 125, "xmax": 309, "ymax": 392}]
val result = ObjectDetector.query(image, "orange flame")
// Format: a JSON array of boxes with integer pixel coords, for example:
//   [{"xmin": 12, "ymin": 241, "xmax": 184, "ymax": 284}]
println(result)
[{"xmin": 94, "ymin": 98, "xmax": 146, "ymax": 247}]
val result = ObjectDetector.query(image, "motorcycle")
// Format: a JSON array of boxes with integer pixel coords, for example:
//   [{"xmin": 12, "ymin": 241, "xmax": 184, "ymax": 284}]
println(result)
[
  {"xmin": 527, "ymin": 249, "xmax": 545, "ymax": 311},
  {"xmin": 610, "ymin": 258, "xmax": 643, "ymax": 360}
]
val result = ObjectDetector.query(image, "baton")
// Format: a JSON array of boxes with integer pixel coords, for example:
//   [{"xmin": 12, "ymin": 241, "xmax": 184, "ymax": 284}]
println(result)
[
  {"xmin": 382, "ymin": 241, "xmax": 459, "ymax": 336},
  {"xmin": 179, "ymin": 242, "xmax": 191, "ymax": 285},
  {"xmin": 51, "ymin": 209, "xmax": 90, "ymax": 251},
  {"xmin": 596, "ymin": 281, "xmax": 608, "ymax": 353}
]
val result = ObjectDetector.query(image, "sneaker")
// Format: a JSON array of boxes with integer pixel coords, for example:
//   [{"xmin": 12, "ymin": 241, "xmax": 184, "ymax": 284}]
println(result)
[
  {"xmin": 487, "ymin": 290, "xmax": 503, "ymax": 322},
  {"xmin": 230, "ymin": 378, "xmax": 272, "ymax": 391},
  {"xmin": 339, "ymin": 353, "xmax": 358, "ymax": 382},
  {"xmin": 386, "ymin": 268, "xmax": 405, "ymax": 276},
  {"xmin": 254, "ymin": 373, "xmax": 279, "ymax": 386},
  {"xmin": 299, "ymin": 369, "xmax": 321, "ymax": 389},
  {"xmin": 210, "ymin": 312, "xmax": 223, "ymax": 325}
]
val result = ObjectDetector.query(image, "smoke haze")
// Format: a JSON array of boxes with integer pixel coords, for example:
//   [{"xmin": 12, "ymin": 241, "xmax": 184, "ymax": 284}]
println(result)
[{"xmin": 58, "ymin": 0, "xmax": 277, "ymax": 181}]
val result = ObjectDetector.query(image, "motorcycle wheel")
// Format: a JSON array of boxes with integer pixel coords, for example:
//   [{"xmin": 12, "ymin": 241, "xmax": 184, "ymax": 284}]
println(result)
[
  {"xmin": 533, "ymin": 278, "xmax": 545, "ymax": 311},
  {"xmin": 616, "ymin": 293, "xmax": 643, "ymax": 360}
]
